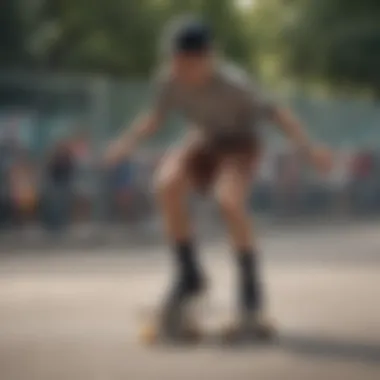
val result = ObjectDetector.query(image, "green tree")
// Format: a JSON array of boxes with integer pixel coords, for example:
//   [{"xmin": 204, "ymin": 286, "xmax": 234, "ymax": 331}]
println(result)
[
  {"xmin": 284, "ymin": 0, "xmax": 380, "ymax": 95},
  {"xmin": 0, "ymin": 0, "xmax": 28, "ymax": 67},
  {"xmin": 24, "ymin": 0, "xmax": 252, "ymax": 76},
  {"xmin": 244, "ymin": 0, "xmax": 291, "ymax": 83},
  {"xmin": 31, "ymin": 0, "xmax": 164, "ymax": 75}
]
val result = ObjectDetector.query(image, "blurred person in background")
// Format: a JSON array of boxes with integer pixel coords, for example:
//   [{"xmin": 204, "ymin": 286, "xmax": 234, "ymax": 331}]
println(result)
[
  {"xmin": 43, "ymin": 139, "xmax": 75, "ymax": 232},
  {"xmin": 251, "ymin": 149, "xmax": 276, "ymax": 213},
  {"xmin": 274, "ymin": 149, "xmax": 302, "ymax": 216},
  {"xmin": 373, "ymin": 151, "xmax": 380, "ymax": 212},
  {"xmin": 109, "ymin": 156, "xmax": 135, "ymax": 222},
  {"xmin": 349, "ymin": 148, "xmax": 376, "ymax": 215},
  {"xmin": 9, "ymin": 148, "xmax": 37, "ymax": 227},
  {"xmin": 328, "ymin": 148, "xmax": 352, "ymax": 216},
  {"xmin": 0, "ymin": 142, "xmax": 14, "ymax": 227},
  {"xmin": 106, "ymin": 17, "xmax": 332, "ymax": 342},
  {"xmin": 71, "ymin": 132, "xmax": 93, "ymax": 222}
]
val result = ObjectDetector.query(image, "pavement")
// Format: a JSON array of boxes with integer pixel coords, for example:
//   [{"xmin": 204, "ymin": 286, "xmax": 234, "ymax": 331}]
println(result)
[{"xmin": 0, "ymin": 221, "xmax": 380, "ymax": 380}]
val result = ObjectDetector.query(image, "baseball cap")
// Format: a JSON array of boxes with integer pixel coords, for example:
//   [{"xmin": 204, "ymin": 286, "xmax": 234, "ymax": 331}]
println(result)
[{"xmin": 164, "ymin": 16, "xmax": 213, "ymax": 55}]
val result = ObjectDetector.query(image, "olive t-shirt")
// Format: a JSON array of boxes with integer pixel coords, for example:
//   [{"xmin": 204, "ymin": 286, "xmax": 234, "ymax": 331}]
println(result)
[{"xmin": 152, "ymin": 61, "xmax": 276, "ymax": 139}]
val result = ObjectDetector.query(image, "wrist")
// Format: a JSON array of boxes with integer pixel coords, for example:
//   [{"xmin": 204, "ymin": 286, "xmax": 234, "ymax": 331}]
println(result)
[
  {"xmin": 297, "ymin": 142, "xmax": 313, "ymax": 158},
  {"xmin": 125, "ymin": 130, "xmax": 141, "ymax": 151}
]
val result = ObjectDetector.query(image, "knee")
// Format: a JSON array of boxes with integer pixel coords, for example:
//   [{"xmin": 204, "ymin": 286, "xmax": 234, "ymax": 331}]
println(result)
[
  {"xmin": 154, "ymin": 167, "xmax": 184, "ymax": 203},
  {"xmin": 216, "ymin": 190, "xmax": 244, "ymax": 219}
]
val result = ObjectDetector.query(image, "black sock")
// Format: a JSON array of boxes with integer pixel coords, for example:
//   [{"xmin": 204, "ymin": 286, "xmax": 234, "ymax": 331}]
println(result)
[
  {"xmin": 237, "ymin": 249, "xmax": 262, "ymax": 314},
  {"xmin": 173, "ymin": 241, "xmax": 203, "ymax": 293},
  {"xmin": 161, "ymin": 241, "xmax": 201, "ymax": 332}
]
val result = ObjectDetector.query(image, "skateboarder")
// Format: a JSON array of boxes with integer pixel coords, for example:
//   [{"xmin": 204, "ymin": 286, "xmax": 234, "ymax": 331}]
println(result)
[{"xmin": 106, "ymin": 16, "xmax": 332, "ymax": 342}]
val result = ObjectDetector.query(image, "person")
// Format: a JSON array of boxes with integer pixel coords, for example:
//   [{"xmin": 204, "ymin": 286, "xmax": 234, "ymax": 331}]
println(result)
[
  {"xmin": 44, "ymin": 140, "xmax": 75, "ymax": 231},
  {"xmin": 106, "ymin": 17, "xmax": 332, "ymax": 342},
  {"xmin": 9, "ymin": 149, "xmax": 37, "ymax": 227}
]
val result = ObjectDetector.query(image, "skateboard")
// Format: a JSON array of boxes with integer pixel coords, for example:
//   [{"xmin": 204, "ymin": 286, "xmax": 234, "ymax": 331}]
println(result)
[{"xmin": 137, "ymin": 305, "xmax": 278, "ymax": 346}]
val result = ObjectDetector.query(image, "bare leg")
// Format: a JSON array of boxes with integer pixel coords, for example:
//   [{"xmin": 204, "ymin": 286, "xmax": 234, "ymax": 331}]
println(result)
[
  {"xmin": 154, "ymin": 147, "xmax": 192, "ymax": 242},
  {"xmin": 214, "ymin": 157, "xmax": 255, "ymax": 251},
  {"xmin": 148, "ymin": 146, "xmax": 204, "ymax": 340},
  {"xmin": 214, "ymin": 157, "xmax": 274, "ymax": 340}
]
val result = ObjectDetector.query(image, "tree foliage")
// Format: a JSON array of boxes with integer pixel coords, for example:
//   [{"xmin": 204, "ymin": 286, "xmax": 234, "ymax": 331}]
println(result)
[
  {"xmin": 0, "ymin": 0, "xmax": 252, "ymax": 76},
  {"xmin": 1, "ymin": 0, "xmax": 380, "ymax": 96},
  {"xmin": 0, "ymin": 0, "xmax": 27, "ymax": 67},
  {"xmin": 283, "ymin": 0, "xmax": 380, "ymax": 94}
]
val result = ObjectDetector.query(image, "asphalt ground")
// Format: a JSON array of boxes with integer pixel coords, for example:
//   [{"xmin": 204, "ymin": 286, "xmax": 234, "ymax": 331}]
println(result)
[{"xmin": 0, "ymin": 222, "xmax": 379, "ymax": 380}]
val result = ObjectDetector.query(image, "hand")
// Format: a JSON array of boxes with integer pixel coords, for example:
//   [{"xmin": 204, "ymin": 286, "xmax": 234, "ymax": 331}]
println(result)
[
  {"xmin": 308, "ymin": 146, "xmax": 334, "ymax": 175},
  {"xmin": 104, "ymin": 138, "xmax": 133, "ymax": 167}
]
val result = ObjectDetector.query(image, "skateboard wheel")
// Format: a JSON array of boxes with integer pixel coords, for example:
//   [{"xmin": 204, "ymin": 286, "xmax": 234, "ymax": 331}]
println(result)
[{"xmin": 139, "ymin": 324, "xmax": 159, "ymax": 345}]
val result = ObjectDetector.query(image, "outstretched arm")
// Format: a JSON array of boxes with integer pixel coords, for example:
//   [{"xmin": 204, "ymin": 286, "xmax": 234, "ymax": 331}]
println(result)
[
  {"xmin": 246, "ymin": 76, "xmax": 330, "ymax": 171},
  {"xmin": 106, "ymin": 71, "xmax": 174, "ymax": 164},
  {"xmin": 270, "ymin": 106, "xmax": 332, "ymax": 174},
  {"xmin": 105, "ymin": 110, "xmax": 165, "ymax": 165},
  {"xmin": 271, "ymin": 106, "xmax": 313, "ymax": 155},
  {"xmin": 109, "ymin": 110, "xmax": 165, "ymax": 160}
]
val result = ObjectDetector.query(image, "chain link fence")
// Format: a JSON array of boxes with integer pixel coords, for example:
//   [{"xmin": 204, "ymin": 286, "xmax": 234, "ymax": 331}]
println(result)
[{"xmin": 0, "ymin": 71, "xmax": 380, "ymax": 242}]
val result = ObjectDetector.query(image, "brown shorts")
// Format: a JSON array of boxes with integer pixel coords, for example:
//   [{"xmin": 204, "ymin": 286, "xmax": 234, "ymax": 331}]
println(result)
[{"xmin": 181, "ymin": 132, "xmax": 261, "ymax": 192}]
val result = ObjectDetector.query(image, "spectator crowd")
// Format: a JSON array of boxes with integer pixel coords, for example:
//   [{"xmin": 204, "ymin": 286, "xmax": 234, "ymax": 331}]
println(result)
[{"xmin": 1, "ymin": 124, "xmax": 380, "ymax": 235}]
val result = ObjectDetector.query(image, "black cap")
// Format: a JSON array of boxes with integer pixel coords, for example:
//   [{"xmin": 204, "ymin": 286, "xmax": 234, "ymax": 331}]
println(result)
[{"xmin": 166, "ymin": 17, "xmax": 212, "ymax": 55}]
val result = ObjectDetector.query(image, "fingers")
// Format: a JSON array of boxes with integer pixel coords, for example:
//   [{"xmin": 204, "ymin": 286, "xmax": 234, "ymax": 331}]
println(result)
[
  {"xmin": 104, "ymin": 140, "xmax": 130, "ymax": 167},
  {"xmin": 313, "ymin": 147, "xmax": 333, "ymax": 175}
]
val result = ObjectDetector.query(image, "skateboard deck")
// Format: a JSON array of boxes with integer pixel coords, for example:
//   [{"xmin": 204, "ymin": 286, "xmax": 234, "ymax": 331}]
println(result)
[{"xmin": 136, "ymin": 305, "xmax": 278, "ymax": 346}]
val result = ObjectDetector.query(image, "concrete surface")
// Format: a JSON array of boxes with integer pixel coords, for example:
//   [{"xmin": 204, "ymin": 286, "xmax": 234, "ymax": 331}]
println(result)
[{"xmin": 0, "ymin": 222, "xmax": 380, "ymax": 380}]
